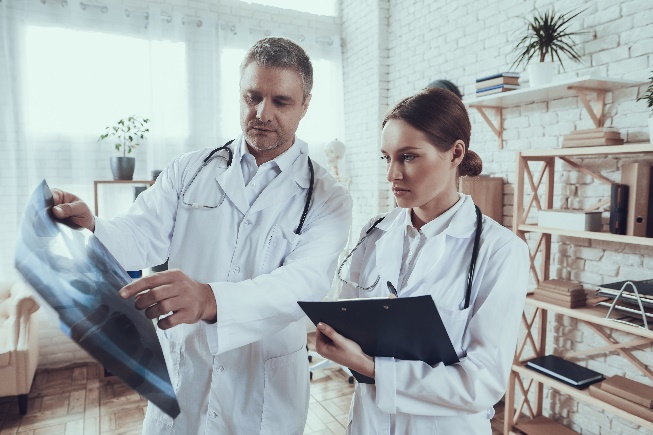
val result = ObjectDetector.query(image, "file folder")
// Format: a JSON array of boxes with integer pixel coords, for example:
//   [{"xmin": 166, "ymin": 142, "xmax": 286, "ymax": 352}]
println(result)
[
  {"xmin": 526, "ymin": 355, "xmax": 604, "ymax": 389},
  {"xmin": 299, "ymin": 296, "xmax": 459, "ymax": 384}
]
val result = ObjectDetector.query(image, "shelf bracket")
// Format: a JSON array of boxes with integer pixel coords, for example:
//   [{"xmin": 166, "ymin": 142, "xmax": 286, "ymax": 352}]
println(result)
[
  {"xmin": 469, "ymin": 105, "xmax": 503, "ymax": 149},
  {"xmin": 558, "ymin": 157, "xmax": 613, "ymax": 185},
  {"xmin": 568, "ymin": 86, "xmax": 606, "ymax": 128}
]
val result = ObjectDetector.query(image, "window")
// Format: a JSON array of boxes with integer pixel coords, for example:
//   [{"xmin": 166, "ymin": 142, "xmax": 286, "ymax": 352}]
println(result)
[{"xmin": 23, "ymin": 26, "xmax": 188, "ymax": 139}]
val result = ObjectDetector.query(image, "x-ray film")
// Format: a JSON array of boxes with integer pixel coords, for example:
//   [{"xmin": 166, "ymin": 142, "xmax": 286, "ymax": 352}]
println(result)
[{"xmin": 14, "ymin": 180, "xmax": 180, "ymax": 419}]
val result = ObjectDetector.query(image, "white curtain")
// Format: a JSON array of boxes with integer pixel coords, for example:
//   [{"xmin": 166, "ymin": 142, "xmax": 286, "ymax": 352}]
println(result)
[{"xmin": 0, "ymin": 0, "xmax": 222, "ymax": 278}]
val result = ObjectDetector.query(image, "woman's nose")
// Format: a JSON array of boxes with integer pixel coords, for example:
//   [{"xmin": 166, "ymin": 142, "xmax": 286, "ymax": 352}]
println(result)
[{"xmin": 386, "ymin": 161, "xmax": 402, "ymax": 181}]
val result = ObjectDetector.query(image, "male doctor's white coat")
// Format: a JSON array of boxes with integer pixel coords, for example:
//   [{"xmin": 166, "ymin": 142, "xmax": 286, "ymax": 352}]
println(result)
[
  {"xmin": 94, "ymin": 136, "xmax": 352, "ymax": 434},
  {"xmin": 340, "ymin": 195, "xmax": 528, "ymax": 434}
]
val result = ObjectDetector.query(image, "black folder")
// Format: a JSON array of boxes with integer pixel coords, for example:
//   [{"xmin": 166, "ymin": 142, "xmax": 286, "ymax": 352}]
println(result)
[
  {"xmin": 299, "ymin": 295, "xmax": 459, "ymax": 384},
  {"xmin": 526, "ymin": 355, "xmax": 604, "ymax": 389}
]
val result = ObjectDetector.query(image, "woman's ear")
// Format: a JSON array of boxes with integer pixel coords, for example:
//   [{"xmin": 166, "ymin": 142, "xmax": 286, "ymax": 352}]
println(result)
[{"xmin": 451, "ymin": 140, "xmax": 465, "ymax": 166}]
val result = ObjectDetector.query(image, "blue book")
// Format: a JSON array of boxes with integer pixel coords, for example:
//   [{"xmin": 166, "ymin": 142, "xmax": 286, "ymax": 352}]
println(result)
[
  {"xmin": 476, "ymin": 72, "xmax": 520, "ymax": 83},
  {"xmin": 476, "ymin": 84, "xmax": 521, "ymax": 93}
]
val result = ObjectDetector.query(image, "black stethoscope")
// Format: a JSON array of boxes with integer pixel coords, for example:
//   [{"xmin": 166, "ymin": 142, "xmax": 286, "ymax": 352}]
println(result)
[
  {"xmin": 338, "ymin": 205, "xmax": 483, "ymax": 310},
  {"xmin": 180, "ymin": 139, "xmax": 315, "ymax": 235}
]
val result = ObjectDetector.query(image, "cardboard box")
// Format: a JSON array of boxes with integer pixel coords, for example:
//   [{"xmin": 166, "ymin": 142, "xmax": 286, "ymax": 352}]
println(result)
[{"xmin": 538, "ymin": 209, "xmax": 602, "ymax": 232}]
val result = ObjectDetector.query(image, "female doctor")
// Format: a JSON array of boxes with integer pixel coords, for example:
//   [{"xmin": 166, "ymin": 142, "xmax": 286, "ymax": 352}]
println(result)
[{"xmin": 316, "ymin": 87, "xmax": 529, "ymax": 434}]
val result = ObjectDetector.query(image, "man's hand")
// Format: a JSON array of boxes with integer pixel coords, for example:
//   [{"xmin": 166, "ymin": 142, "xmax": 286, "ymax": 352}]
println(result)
[
  {"xmin": 315, "ymin": 322, "xmax": 375, "ymax": 378},
  {"xmin": 51, "ymin": 188, "xmax": 95, "ymax": 232},
  {"xmin": 119, "ymin": 269, "xmax": 217, "ymax": 330}
]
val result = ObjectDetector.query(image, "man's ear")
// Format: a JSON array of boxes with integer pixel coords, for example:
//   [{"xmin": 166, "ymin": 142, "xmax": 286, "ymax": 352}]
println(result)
[{"xmin": 301, "ymin": 94, "xmax": 312, "ymax": 118}]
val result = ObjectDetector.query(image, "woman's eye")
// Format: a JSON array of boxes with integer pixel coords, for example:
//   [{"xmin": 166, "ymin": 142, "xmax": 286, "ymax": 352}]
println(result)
[
  {"xmin": 380, "ymin": 155, "xmax": 390, "ymax": 162},
  {"xmin": 402, "ymin": 154, "xmax": 416, "ymax": 161}
]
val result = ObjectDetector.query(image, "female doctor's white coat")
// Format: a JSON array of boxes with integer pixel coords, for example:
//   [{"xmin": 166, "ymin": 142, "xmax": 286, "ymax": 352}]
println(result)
[
  {"xmin": 94, "ymin": 136, "xmax": 352, "ymax": 435},
  {"xmin": 340, "ymin": 195, "xmax": 528, "ymax": 434}
]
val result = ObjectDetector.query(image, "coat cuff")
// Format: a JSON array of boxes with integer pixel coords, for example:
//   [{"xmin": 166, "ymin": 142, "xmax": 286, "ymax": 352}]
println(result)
[
  {"xmin": 205, "ymin": 282, "xmax": 220, "ymax": 355},
  {"xmin": 374, "ymin": 356, "xmax": 397, "ymax": 414}
]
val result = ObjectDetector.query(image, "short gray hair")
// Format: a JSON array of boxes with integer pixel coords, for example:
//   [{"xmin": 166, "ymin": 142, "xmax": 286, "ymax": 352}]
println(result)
[{"xmin": 241, "ymin": 37, "xmax": 313, "ymax": 101}]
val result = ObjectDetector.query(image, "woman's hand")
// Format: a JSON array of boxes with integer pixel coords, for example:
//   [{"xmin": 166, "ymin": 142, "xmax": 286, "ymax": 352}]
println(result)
[{"xmin": 315, "ymin": 322, "xmax": 375, "ymax": 378}]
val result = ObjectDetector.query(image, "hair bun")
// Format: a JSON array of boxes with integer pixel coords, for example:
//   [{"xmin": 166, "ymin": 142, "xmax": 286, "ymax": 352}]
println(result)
[{"xmin": 459, "ymin": 149, "xmax": 482, "ymax": 177}]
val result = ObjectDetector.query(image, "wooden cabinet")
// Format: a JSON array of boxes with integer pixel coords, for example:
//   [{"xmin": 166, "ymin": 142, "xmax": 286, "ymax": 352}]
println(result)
[{"xmin": 466, "ymin": 77, "xmax": 653, "ymax": 433}]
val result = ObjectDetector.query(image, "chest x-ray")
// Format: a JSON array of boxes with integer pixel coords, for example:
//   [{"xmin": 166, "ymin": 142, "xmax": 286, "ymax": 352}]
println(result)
[{"xmin": 14, "ymin": 180, "xmax": 180, "ymax": 419}]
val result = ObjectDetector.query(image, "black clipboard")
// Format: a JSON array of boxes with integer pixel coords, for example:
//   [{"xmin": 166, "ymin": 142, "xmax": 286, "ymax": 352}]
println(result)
[{"xmin": 299, "ymin": 295, "xmax": 459, "ymax": 384}]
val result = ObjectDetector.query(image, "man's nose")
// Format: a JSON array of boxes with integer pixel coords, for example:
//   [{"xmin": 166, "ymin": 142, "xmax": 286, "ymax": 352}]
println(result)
[{"xmin": 256, "ymin": 100, "xmax": 273, "ymax": 123}]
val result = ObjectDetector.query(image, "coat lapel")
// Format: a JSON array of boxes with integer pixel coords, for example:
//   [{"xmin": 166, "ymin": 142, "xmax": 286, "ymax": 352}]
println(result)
[
  {"xmin": 215, "ymin": 149, "xmax": 249, "ymax": 216},
  {"xmin": 374, "ymin": 210, "xmax": 405, "ymax": 295}
]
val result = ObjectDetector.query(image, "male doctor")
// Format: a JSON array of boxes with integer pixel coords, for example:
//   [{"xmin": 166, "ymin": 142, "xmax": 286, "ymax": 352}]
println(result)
[{"xmin": 51, "ymin": 37, "xmax": 353, "ymax": 434}]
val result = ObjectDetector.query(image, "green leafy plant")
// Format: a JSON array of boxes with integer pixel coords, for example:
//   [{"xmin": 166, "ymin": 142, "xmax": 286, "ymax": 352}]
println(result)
[
  {"xmin": 638, "ymin": 72, "xmax": 653, "ymax": 115},
  {"xmin": 98, "ymin": 115, "xmax": 150, "ymax": 157},
  {"xmin": 510, "ymin": 8, "xmax": 586, "ymax": 71}
]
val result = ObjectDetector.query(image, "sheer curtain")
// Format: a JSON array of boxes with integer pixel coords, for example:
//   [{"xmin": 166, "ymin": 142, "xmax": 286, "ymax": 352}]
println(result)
[{"xmin": 0, "ymin": 0, "xmax": 221, "ymax": 278}]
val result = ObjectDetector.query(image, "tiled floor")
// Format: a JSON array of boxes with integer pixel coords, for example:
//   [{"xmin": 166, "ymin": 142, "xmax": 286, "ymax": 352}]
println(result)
[{"xmin": 0, "ymin": 335, "xmax": 507, "ymax": 434}]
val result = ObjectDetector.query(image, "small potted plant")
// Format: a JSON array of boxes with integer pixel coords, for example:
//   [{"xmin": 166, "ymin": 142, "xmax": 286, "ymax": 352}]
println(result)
[
  {"xmin": 510, "ymin": 8, "xmax": 586, "ymax": 87},
  {"xmin": 98, "ymin": 115, "xmax": 150, "ymax": 180},
  {"xmin": 638, "ymin": 71, "xmax": 653, "ymax": 142}
]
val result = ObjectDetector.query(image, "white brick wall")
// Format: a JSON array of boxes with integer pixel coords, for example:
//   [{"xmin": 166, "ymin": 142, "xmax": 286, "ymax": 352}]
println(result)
[{"xmin": 341, "ymin": 0, "xmax": 653, "ymax": 433}]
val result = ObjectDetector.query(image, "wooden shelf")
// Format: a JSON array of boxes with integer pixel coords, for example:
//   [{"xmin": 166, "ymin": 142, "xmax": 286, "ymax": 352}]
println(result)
[
  {"xmin": 525, "ymin": 295, "xmax": 653, "ymax": 340},
  {"xmin": 464, "ymin": 76, "xmax": 641, "ymax": 108},
  {"xmin": 512, "ymin": 363, "xmax": 653, "ymax": 430},
  {"xmin": 465, "ymin": 76, "xmax": 643, "ymax": 149},
  {"xmin": 518, "ymin": 224, "xmax": 653, "ymax": 247},
  {"xmin": 519, "ymin": 143, "xmax": 653, "ymax": 158}
]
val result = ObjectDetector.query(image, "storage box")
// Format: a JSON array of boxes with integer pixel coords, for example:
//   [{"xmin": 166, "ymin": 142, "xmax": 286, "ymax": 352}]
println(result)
[{"xmin": 538, "ymin": 209, "xmax": 602, "ymax": 232}]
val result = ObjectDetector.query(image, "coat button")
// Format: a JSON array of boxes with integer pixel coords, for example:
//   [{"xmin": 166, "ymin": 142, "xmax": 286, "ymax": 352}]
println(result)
[
  {"xmin": 218, "ymin": 366, "xmax": 225, "ymax": 372},
  {"xmin": 243, "ymin": 219, "xmax": 252, "ymax": 226},
  {"xmin": 211, "ymin": 411, "xmax": 219, "ymax": 419},
  {"xmin": 232, "ymin": 266, "xmax": 240, "ymax": 273}
]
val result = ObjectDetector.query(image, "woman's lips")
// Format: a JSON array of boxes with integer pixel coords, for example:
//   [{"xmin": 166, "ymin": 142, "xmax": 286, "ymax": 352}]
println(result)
[{"xmin": 392, "ymin": 187, "xmax": 410, "ymax": 197}]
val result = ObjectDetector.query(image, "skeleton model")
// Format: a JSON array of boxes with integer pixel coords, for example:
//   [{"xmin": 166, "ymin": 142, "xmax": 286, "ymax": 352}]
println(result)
[{"xmin": 323, "ymin": 139, "xmax": 346, "ymax": 181}]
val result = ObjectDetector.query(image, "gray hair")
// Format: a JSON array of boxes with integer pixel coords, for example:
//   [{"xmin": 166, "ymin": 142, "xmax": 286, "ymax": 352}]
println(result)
[{"xmin": 241, "ymin": 37, "xmax": 313, "ymax": 101}]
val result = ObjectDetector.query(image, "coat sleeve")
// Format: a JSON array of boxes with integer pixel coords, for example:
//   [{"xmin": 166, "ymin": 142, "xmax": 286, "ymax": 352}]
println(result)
[
  {"xmin": 373, "ymin": 237, "xmax": 529, "ymax": 416},
  {"xmin": 208, "ymin": 186, "xmax": 353, "ymax": 355}
]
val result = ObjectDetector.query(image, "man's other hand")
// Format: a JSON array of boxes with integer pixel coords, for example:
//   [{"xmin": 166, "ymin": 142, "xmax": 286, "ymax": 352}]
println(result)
[
  {"xmin": 51, "ymin": 188, "xmax": 96, "ymax": 232},
  {"xmin": 119, "ymin": 269, "xmax": 218, "ymax": 330}
]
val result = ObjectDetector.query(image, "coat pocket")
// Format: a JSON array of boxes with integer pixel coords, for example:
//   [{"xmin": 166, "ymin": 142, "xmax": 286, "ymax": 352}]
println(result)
[
  {"xmin": 259, "ymin": 225, "xmax": 301, "ymax": 275},
  {"xmin": 437, "ymin": 305, "xmax": 472, "ymax": 358},
  {"xmin": 260, "ymin": 345, "xmax": 309, "ymax": 434}
]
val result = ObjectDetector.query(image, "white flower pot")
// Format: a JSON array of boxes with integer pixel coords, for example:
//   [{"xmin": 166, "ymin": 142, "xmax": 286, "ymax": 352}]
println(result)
[{"xmin": 528, "ymin": 62, "xmax": 555, "ymax": 87}]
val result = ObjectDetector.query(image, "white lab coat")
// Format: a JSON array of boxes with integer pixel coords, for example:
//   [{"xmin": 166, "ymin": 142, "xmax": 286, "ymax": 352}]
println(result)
[
  {"xmin": 340, "ymin": 195, "xmax": 528, "ymax": 435},
  {"xmin": 94, "ymin": 136, "xmax": 352, "ymax": 434}
]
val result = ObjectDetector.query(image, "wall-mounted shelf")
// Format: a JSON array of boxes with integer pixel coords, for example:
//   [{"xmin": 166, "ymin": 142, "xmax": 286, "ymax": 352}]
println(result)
[
  {"xmin": 518, "ymin": 224, "xmax": 653, "ymax": 247},
  {"xmin": 464, "ymin": 76, "xmax": 642, "ymax": 149}
]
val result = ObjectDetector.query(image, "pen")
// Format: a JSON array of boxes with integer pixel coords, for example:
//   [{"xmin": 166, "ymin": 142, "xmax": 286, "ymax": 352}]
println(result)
[{"xmin": 387, "ymin": 281, "xmax": 398, "ymax": 298}]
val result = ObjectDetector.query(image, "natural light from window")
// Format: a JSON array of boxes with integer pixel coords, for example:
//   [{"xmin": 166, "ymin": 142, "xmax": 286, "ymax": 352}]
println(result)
[
  {"xmin": 24, "ymin": 26, "xmax": 188, "ymax": 139},
  {"xmin": 240, "ymin": 0, "xmax": 337, "ymax": 16}
]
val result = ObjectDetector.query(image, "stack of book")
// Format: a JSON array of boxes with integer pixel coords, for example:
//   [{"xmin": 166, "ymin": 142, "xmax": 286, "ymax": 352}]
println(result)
[
  {"xmin": 589, "ymin": 376, "xmax": 653, "ymax": 422},
  {"xmin": 562, "ymin": 127, "xmax": 624, "ymax": 148},
  {"xmin": 533, "ymin": 279, "xmax": 586, "ymax": 308},
  {"xmin": 596, "ymin": 278, "xmax": 653, "ymax": 325},
  {"xmin": 475, "ymin": 72, "xmax": 520, "ymax": 97}
]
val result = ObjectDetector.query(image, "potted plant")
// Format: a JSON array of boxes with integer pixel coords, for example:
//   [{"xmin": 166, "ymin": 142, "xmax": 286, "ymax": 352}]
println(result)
[
  {"xmin": 638, "ymin": 71, "xmax": 653, "ymax": 142},
  {"xmin": 98, "ymin": 115, "xmax": 150, "ymax": 180},
  {"xmin": 510, "ymin": 8, "xmax": 586, "ymax": 87}
]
